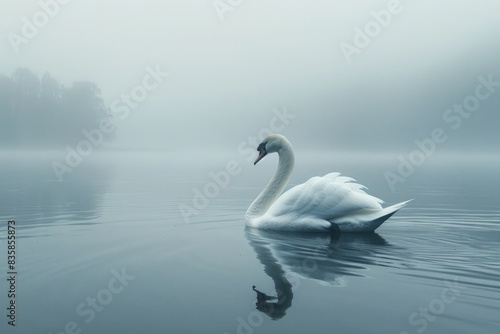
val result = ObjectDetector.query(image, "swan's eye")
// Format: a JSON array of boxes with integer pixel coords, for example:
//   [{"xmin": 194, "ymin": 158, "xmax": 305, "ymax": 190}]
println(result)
[{"xmin": 257, "ymin": 142, "xmax": 267, "ymax": 152}]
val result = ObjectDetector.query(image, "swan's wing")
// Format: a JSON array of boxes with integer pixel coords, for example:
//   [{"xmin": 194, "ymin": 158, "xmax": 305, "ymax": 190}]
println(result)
[
  {"xmin": 266, "ymin": 173, "xmax": 383, "ymax": 221},
  {"xmin": 323, "ymin": 172, "xmax": 378, "ymax": 198}
]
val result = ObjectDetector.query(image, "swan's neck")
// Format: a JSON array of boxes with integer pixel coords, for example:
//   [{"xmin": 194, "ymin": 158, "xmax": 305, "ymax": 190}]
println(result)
[{"xmin": 246, "ymin": 142, "xmax": 295, "ymax": 220}]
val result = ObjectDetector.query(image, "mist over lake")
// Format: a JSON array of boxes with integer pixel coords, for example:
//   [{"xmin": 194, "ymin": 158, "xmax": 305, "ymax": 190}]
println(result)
[{"xmin": 1, "ymin": 1, "xmax": 499, "ymax": 333}]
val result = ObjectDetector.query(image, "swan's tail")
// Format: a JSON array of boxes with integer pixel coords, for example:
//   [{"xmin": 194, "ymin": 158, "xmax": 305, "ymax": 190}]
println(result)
[
  {"xmin": 376, "ymin": 199, "xmax": 413, "ymax": 221},
  {"xmin": 332, "ymin": 199, "xmax": 413, "ymax": 232}
]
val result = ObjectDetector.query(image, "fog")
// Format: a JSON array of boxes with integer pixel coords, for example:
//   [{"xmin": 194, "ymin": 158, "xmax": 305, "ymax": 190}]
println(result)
[{"xmin": 1, "ymin": 0, "xmax": 500, "ymax": 153}]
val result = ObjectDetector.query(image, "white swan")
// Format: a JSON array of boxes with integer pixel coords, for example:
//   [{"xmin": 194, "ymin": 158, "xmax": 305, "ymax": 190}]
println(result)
[{"xmin": 245, "ymin": 134, "xmax": 411, "ymax": 232}]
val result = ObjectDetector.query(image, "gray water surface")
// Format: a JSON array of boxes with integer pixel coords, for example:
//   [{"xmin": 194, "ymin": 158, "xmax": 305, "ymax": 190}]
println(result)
[{"xmin": 0, "ymin": 151, "xmax": 499, "ymax": 334}]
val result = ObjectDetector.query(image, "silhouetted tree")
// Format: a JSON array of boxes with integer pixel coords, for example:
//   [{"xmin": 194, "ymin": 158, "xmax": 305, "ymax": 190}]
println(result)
[
  {"xmin": 40, "ymin": 72, "xmax": 60, "ymax": 100},
  {"xmin": 0, "ymin": 68, "xmax": 114, "ymax": 149}
]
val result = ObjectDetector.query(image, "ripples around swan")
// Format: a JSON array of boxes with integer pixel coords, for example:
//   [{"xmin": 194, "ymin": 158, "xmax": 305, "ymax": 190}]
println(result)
[{"xmin": 240, "ymin": 200, "xmax": 500, "ymax": 333}]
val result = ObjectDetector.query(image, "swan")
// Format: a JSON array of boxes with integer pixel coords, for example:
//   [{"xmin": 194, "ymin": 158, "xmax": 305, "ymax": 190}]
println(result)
[{"xmin": 245, "ymin": 134, "xmax": 411, "ymax": 232}]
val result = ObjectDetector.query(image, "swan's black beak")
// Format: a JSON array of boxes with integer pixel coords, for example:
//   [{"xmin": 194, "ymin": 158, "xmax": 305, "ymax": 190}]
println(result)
[{"xmin": 254, "ymin": 143, "xmax": 267, "ymax": 165}]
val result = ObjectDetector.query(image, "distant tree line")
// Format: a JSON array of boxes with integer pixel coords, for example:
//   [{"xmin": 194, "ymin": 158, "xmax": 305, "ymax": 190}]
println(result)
[{"xmin": 0, "ymin": 68, "xmax": 114, "ymax": 149}]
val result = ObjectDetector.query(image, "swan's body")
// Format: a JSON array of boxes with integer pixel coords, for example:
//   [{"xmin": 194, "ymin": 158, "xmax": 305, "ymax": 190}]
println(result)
[{"xmin": 245, "ymin": 134, "xmax": 411, "ymax": 233}]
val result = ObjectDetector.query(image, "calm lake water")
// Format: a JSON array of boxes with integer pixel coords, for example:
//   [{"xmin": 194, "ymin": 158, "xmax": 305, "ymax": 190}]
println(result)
[{"xmin": 0, "ymin": 151, "xmax": 499, "ymax": 334}]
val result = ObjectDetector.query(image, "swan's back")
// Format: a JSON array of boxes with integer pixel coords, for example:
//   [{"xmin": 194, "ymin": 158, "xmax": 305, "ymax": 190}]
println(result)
[
  {"xmin": 266, "ymin": 173, "xmax": 383, "ymax": 218},
  {"xmin": 251, "ymin": 173, "xmax": 408, "ymax": 232}
]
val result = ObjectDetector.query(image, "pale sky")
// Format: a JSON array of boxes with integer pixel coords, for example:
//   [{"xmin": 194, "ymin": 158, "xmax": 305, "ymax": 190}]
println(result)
[{"xmin": 2, "ymin": 0, "xmax": 499, "ymax": 152}]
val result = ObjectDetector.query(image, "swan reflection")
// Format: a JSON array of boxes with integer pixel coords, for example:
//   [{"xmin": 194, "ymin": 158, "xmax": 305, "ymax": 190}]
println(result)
[{"xmin": 246, "ymin": 228, "xmax": 394, "ymax": 319}]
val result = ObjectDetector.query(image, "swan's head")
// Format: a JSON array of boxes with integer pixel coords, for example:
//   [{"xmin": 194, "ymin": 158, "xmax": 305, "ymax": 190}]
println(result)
[{"xmin": 254, "ymin": 134, "xmax": 290, "ymax": 165}]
